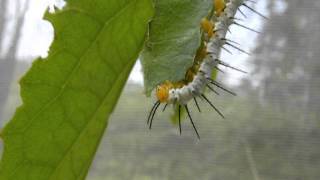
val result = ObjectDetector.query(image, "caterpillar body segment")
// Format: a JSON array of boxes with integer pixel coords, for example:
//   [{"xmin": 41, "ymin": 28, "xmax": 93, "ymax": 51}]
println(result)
[{"xmin": 148, "ymin": 0, "xmax": 264, "ymax": 138}]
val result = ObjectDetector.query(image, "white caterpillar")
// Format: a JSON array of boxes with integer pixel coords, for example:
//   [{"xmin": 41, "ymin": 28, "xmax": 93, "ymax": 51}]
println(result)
[{"xmin": 148, "ymin": 0, "xmax": 265, "ymax": 138}]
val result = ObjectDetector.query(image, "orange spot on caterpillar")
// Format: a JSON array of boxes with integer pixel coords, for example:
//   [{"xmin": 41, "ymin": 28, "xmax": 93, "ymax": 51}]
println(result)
[
  {"xmin": 198, "ymin": 45, "xmax": 208, "ymax": 60},
  {"xmin": 214, "ymin": 0, "xmax": 225, "ymax": 17},
  {"xmin": 200, "ymin": 18, "xmax": 215, "ymax": 38}
]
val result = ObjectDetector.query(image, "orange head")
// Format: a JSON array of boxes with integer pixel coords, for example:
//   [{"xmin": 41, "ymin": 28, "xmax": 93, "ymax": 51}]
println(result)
[{"xmin": 156, "ymin": 81, "xmax": 174, "ymax": 103}]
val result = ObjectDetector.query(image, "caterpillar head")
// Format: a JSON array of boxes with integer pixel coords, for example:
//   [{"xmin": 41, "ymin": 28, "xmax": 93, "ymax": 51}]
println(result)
[{"xmin": 156, "ymin": 81, "xmax": 174, "ymax": 103}]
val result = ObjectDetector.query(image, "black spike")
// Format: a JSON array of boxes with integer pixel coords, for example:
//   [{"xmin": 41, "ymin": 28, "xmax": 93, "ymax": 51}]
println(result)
[
  {"xmin": 229, "ymin": 17, "xmax": 244, "ymax": 22},
  {"xmin": 221, "ymin": 20, "xmax": 233, "ymax": 34},
  {"xmin": 246, "ymin": 0, "xmax": 257, "ymax": 4},
  {"xmin": 221, "ymin": 46, "xmax": 233, "ymax": 55},
  {"xmin": 185, "ymin": 105, "xmax": 200, "ymax": 139},
  {"xmin": 216, "ymin": 59, "xmax": 248, "ymax": 74},
  {"xmin": 206, "ymin": 84, "xmax": 220, "ymax": 95},
  {"xmin": 147, "ymin": 101, "xmax": 160, "ymax": 124},
  {"xmin": 215, "ymin": 66, "xmax": 225, "ymax": 73},
  {"xmin": 199, "ymin": 70, "xmax": 206, "ymax": 75},
  {"xmin": 207, "ymin": 78, "xmax": 237, "ymax": 96},
  {"xmin": 242, "ymin": 3, "xmax": 268, "ymax": 19},
  {"xmin": 225, "ymin": 42, "xmax": 251, "ymax": 56},
  {"xmin": 178, "ymin": 105, "xmax": 182, "ymax": 135},
  {"xmin": 238, "ymin": 8, "xmax": 247, "ymax": 18},
  {"xmin": 233, "ymin": 22, "xmax": 261, "ymax": 34},
  {"xmin": 201, "ymin": 94, "xmax": 225, "ymax": 119},
  {"xmin": 221, "ymin": 38, "xmax": 241, "ymax": 46},
  {"xmin": 149, "ymin": 102, "xmax": 161, "ymax": 129},
  {"xmin": 207, "ymin": 51, "xmax": 217, "ymax": 56},
  {"xmin": 162, "ymin": 103, "xmax": 168, "ymax": 112},
  {"xmin": 193, "ymin": 97, "xmax": 201, "ymax": 112},
  {"xmin": 227, "ymin": 27, "xmax": 232, "ymax": 34}
]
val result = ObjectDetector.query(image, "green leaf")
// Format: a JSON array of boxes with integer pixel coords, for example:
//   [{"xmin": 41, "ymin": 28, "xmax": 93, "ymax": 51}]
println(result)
[
  {"xmin": 0, "ymin": 0, "xmax": 153, "ymax": 179},
  {"xmin": 141, "ymin": 0, "xmax": 212, "ymax": 95}
]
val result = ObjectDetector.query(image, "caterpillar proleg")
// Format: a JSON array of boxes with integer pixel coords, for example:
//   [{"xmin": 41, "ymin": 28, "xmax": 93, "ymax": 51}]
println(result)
[{"xmin": 147, "ymin": 0, "xmax": 266, "ymax": 138}]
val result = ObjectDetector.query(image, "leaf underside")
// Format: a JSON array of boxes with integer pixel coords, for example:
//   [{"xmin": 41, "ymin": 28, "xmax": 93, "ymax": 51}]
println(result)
[
  {"xmin": 141, "ymin": 0, "xmax": 212, "ymax": 95},
  {"xmin": 0, "ymin": 0, "xmax": 153, "ymax": 179}
]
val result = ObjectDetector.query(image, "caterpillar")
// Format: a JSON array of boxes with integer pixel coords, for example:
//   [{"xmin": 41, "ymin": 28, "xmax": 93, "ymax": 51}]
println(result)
[{"xmin": 147, "ymin": 0, "xmax": 267, "ymax": 139}]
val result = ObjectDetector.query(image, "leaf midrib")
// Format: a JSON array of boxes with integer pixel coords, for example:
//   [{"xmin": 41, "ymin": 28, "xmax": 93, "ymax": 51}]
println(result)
[{"xmin": 46, "ymin": 1, "xmax": 138, "ymax": 178}]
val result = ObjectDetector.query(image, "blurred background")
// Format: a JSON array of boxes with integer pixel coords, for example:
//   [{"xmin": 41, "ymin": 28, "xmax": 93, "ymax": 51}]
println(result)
[{"xmin": 0, "ymin": 0, "xmax": 320, "ymax": 179}]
